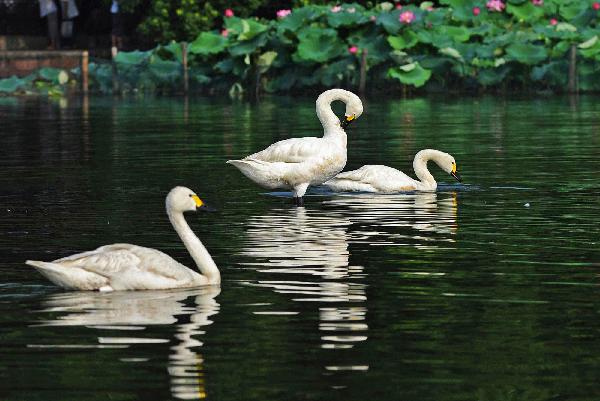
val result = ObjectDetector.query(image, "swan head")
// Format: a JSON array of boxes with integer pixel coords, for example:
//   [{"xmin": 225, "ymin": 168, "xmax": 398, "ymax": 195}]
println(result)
[
  {"xmin": 341, "ymin": 94, "xmax": 363, "ymax": 129},
  {"xmin": 436, "ymin": 152, "xmax": 462, "ymax": 182},
  {"xmin": 166, "ymin": 186, "xmax": 208, "ymax": 213}
]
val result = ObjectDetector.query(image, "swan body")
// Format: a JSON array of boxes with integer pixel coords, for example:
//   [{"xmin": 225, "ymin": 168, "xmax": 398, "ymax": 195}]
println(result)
[
  {"xmin": 227, "ymin": 89, "xmax": 363, "ymax": 205},
  {"xmin": 324, "ymin": 149, "xmax": 461, "ymax": 193},
  {"xmin": 26, "ymin": 186, "xmax": 220, "ymax": 291}
]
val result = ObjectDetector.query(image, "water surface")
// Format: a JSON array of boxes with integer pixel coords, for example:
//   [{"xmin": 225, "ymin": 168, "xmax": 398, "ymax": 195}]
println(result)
[{"xmin": 1, "ymin": 95, "xmax": 599, "ymax": 400}]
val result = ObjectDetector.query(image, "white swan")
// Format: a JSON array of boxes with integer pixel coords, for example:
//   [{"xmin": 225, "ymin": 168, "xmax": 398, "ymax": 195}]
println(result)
[
  {"xmin": 25, "ymin": 186, "xmax": 220, "ymax": 291},
  {"xmin": 227, "ymin": 88, "xmax": 363, "ymax": 206},
  {"xmin": 323, "ymin": 149, "xmax": 461, "ymax": 193}
]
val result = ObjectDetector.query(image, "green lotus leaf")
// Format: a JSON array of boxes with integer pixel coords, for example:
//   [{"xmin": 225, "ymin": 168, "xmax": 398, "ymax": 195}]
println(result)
[
  {"xmin": 228, "ymin": 33, "xmax": 268, "ymax": 56},
  {"xmin": 439, "ymin": 26, "xmax": 471, "ymax": 42},
  {"xmin": 114, "ymin": 50, "xmax": 151, "ymax": 64},
  {"xmin": 188, "ymin": 32, "xmax": 228, "ymax": 55},
  {"xmin": 387, "ymin": 31, "xmax": 418, "ymax": 50},
  {"xmin": 439, "ymin": 0, "xmax": 480, "ymax": 21},
  {"xmin": 578, "ymin": 38, "xmax": 600, "ymax": 59},
  {"xmin": 0, "ymin": 76, "xmax": 27, "ymax": 93},
  {"xmin": 376, "ymin": 10, "xmax": 402, "ymax": 34},
  {"xmin": 347, "ymin": 27, "xmax": 391, "ymax": 64},
  {"xmin": 578, "ymin": 61, "xmax": 600, "ymax": 90},
  {"xmin": 579, "ymin": 35, "xmax": 598, "ymax": 49},
  {"xmin": 148, "ymin": 56, "xmax": 181, "ymax": 82},
  {"xmin": 388, "ymin": 62, "xmax": 432, "ymax": 87},
  {"xmin": 38, "ymin": 67, "xmax": 65, "ymax": 84},
  {"xmin": 327, "ymin": 6, "xmax": 367, "ymax": 27},
  {"xmin": 294, "ymin": 27, "xmax": 344, "ymax": 63},
  {"xmin": 506, "ymin": 2, "xmax": 544, "ymax": 22},
  {"xmin": 278, "ymin": 6, "xmax": 323, "ymax": 32},
  {"xmin": 531, "ymin": 60, "xmax": 568, "ymax": 86},
  {"xmin": 477, "ymin": 66, "xmax": 510, "ymax": 86},
  {"xmin": 156, "ymin": 41, "xmax": 184, "ymax": 63},
  {"xmin": 318, "ymin": 58, "xmax": 356, "ymax": 86},
  {"xmin": 439, "ymin": 47, "xmax": 464, "ymax": 62},
  {"xmin": 559, "ymin": 2, "xmax": 587, "ymax": 20},
  {"xmin": 506, "ymin": 42, "xmax": 548, "ymax": 65},
  {"xmin": 257, "ymin": 51, "xmax": 278, "ymax": 74},
  {"xmin": 225, "ymin": 17, "xmax": 268, "ymax": 41}
]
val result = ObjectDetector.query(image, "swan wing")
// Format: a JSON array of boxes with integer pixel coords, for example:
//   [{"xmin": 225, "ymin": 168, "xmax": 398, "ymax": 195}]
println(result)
[
  {"xmin": 327, "ymin": 165, "xmax": 417, "ymax": 193},
  {"xmin": 246, "ymin": 137, "xmax": 329, "ymax": 163},
  {"xmin": 52, "ymin": 244, "xmax": 199, "ymax": 290}
]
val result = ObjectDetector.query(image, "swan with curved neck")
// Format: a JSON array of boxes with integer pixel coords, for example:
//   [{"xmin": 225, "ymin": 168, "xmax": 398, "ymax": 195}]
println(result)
[
  {"xmin": 227, "ymin": 89, "xmax": 363, "ymax": 206},
  {"xmin": 324, "ymin": 149, "xmax": 462, "ymax": 193},
  {"xmin": 26, "ymin": 186, "xmax": 220, "ymax": 291}
]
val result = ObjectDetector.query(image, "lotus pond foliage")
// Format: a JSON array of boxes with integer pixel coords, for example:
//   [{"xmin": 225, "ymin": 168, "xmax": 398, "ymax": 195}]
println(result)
[{"xmin": 2, "ymin": 0, "xmax": 600, "ymax": 96}]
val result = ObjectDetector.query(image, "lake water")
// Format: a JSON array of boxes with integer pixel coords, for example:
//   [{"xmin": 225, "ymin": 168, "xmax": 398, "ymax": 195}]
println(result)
[{"xmin": 0, "ymin": 94, "xmax": 599, "ymax": 401}]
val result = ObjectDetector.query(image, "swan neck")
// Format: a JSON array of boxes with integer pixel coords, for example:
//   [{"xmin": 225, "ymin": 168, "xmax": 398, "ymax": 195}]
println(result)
[
  {"xmin": 413, "ymin": 150, "xmax": 437, "ymax": 190},
  {"xmin": 168, "ymin": 210, "xmax": 221, "ymax": 285},
  {"xmin": 316, "ymin": 90, "xmax": 350, "ymax": 138}
]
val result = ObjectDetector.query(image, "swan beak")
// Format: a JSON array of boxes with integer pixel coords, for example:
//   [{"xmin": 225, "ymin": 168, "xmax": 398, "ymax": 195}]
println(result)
[
  {"xmin": 450, "ymin": 165, "xmax": 462, "ymax": 182},
  {"xmin": 340, "ymin": 114, "xmax": 355, "ymax": 129}
]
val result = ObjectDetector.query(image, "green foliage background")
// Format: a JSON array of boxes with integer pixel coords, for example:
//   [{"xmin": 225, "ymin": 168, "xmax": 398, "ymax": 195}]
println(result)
[{"xmin": 2, "ymin": 0, "xmax": 600, "ymax": 95}]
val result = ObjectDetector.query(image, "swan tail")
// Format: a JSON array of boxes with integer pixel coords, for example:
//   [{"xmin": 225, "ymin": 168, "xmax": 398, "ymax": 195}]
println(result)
[
  {"xmin": 26, "ymin": 260, "xmax": 109, "ymax": 291},
  {"xmin": 226, "ymin": 159, "xmax": 282, "ymax": 189}
]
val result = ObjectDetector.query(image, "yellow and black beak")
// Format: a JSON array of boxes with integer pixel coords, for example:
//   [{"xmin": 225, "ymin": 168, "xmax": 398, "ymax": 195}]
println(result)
[
  {"xmin": 191, "ymin": 195, "xmax": 215, "ymax": 211},
  {"xmin": 450, "ymin": 164, "xmax": 462, "ymax": 182},
  {"xmin": 340, "ymin": 114, "xmax": 356, "ymax": 129}
]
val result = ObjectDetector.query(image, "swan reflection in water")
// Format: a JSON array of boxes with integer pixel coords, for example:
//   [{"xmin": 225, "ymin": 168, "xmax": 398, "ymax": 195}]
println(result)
[
  {"xmin": 323, "ymin": 191, "xmax": 458, "ymax": 249},
  {"xmin": 32, "ymin": 287, "xmax": 220, "ymax": 400},
  {"xmin": 240, "ymin": 192, "xmax": 458, "ymax": 372}
]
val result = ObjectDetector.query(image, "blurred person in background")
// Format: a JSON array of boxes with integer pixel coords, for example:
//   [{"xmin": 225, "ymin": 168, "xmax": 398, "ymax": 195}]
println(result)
[{"xmin": 39, "ymin": 0, "xmax": 59, "ymax": 49}]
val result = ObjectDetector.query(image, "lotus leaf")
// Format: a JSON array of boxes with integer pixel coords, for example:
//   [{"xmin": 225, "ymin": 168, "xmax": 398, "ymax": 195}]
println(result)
[
  {"xmin": 225, "ymin": 17, "xmax": 268, "ymax": 41},
  {"xmin": 318, "ymin": 58, "xmax": 356, "ymax": 86},
  {"xmin": 0, "ymin": 76, "xmax": 27, "ymax": 93},
  {"xmin": 228, "ymin": 33, "xmax": 268, "ymax": 57},
  {"xmin": 188, "ymin": 32, "xmax": 228, "ymax": 55},
  {"xmin": 376, "ymin": 10, "xmax": 402, "ymax": 34},
  {"xmin": 438, "ymin": 26, "xmax": 471, "ymax": 42},
  {"xmin": 439, "ymin": 47, "xmax": 464, "ymax": 62},
  {"xmin": 506, "ymin": 2, "xmax": 544, "ymax": 22},
  {"xmin": 387, "ymin": 31, "xmax": 418, "ymax": 50},
  {"xmin": 294, "ymin": 27, "xmax": 344, "ymax": 63},
  {"xmin": 506, "ymin": 42, "xmax": 548, "ymax": 64},
  {"xmin": 327, "ymin": 5, "xmax": 367, "ymax": 27},
  {"xmin": 477, "ymin": 66, "xmax": 510, "ymax": 86},
  {"xmin": 114, "ymin": 50, "xmax": 151, "ymax": 64},
  {"xmin": 531, "ymin": 60, "xmax": 568, "ymax": 86},
  {"xmin": 257, "ymin": 51, "xmax": 278, "ymax": 74},
  {"xmin": 277, "ymin": 6, "xmax": 323, "ymax": 32},
  {"xmin": 388, "ymin": 62, "xmax": 432, "ymax": 87},
  {"xmin": 578, "ymin": 38, "xmax": 600, "ymax": 59}
]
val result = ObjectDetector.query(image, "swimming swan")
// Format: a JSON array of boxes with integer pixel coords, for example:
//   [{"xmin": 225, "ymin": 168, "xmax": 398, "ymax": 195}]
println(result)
[
  {"xmin": 323, "ymin": 149, "xmax": 462, "ymax": 193},
  {"xmin": 227, "ymin": 89, "xmax": 363, "ymax": 206},
  {"xmin": 26, "ymin": 186, "xmax": 220, "ymax": 291}
]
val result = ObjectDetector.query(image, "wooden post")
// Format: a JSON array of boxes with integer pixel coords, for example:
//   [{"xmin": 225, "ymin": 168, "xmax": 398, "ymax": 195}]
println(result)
[
  {"xmin": 359, "ymin": 49, "xmax": 368, "ymax": 94},
  {"xmin": 111, "ymin": 45, "xmax": 119, "ymax": 93},
  {"xmin": 568, "ymin": 44, "xmax": 577, "ymax": 93},
  {"xmin": 81, "ymin": 50, "xmax": 89, "ymax": 94},
  {"xmin": 182, "ymin": 42, "xmax": 189, "ymax": 94}
]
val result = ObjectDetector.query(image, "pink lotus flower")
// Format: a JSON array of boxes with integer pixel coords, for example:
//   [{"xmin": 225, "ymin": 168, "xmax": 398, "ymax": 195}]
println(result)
[
  {"xmin": 331, "ymin": 5, "xmax": 341, "ymax": 13},
  {"xmin": 276, "ymin": 9, "xmax": 291, "ymax": 18},
  {"xmin": 224, "ymin": 8, "xmax": 234, "ymax": 17},
  {"xmin": 473, "ymin": 6, "xmax": 481, "ymax": 15},
  {"xmin": 531, "ymin": 0, "xmax": 543, "ymax": 5},
  {"xmin": 370, "ymin": 15, "xmax": 377, "ymax": 21},
  {"xmin": 396, "ymin": 3, "xmax": 403, "ymax": 9},
  {"xmin": 221, "ymin": 29, "xmax": 229, "ymax": 37},
  {"xmin": 486, "ymin": 0, "xmax": 505, "ymax": 12},
  {"xmin": 426, "ymin": 6, "xmax": 434, "ymax": 11},
  {"xmin": 399, "ymin": 10, "xmax": 415, "ymax": 24},
  {"xmin": 348, "ymin": 46, "xmax": 358, "ymax": 54},
  {"xmin": 594, "ymin": 2, "xmax": 600, "ymax": 10},
  {"xmin": 550, "ymin": 18, "xmax": 558, "ymax": 25}
]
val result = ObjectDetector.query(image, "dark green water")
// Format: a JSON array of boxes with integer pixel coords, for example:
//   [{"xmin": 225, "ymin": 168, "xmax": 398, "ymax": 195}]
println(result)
[{"xmin": 1, "ymin": 95, "xmax": 599, "ymax": 401}]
